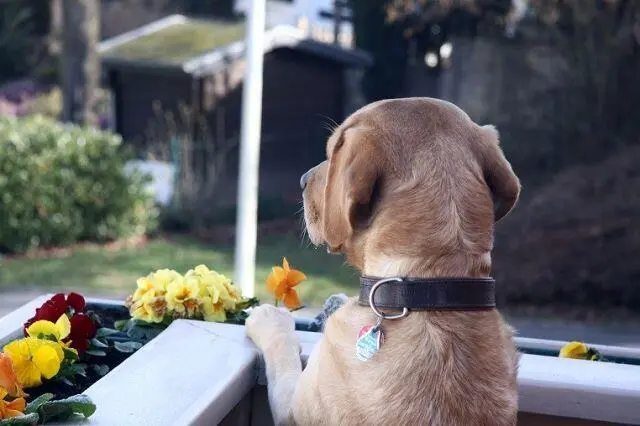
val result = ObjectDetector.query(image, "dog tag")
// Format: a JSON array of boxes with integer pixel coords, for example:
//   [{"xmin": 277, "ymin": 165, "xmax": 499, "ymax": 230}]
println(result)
[{"xmin": 356, "ymin": 320, "xmax": 384, "ymax": 362}]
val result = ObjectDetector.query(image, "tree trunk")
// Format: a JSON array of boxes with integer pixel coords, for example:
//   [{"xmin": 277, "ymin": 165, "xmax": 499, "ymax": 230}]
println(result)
[{"xmin": 61, "ymin": 0, "xmax": 100, "ymax": 126}]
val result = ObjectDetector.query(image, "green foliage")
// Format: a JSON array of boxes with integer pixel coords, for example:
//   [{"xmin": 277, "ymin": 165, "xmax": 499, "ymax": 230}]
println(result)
[
  {"xmin": 25, "ymin": 394, "xmax": 55, "ymax": 415},
  {"xmin": 0, "ymin": 393, "xmax": 95, "ymax": 425},
  {"xmin": 32, "ymin": 394, "xmax": 96, "ymax": 424},
  {"xmin": 0, "ymin": 413, "xmax": 39, "ymax": 426},
  {"xmin": 114, "ymin": 319, "xmax": 165, "ymax": 344},
  {"xmin": 0, "ymin": 115, "xmax": 159, "ymax": 254}
]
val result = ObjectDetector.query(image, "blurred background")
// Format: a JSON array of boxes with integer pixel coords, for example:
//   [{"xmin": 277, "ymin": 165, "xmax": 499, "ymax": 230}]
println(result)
[{"xmin": 0, "ymin": 0, "xmax": 638, "ymax": 345}]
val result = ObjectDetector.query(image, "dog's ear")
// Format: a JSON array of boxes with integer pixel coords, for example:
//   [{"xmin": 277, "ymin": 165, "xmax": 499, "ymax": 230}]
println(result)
[
  {"xmin": 477, "ymin": 125, "xmax": 521, "ymax": 222},
  {"xmin": 323, "ymin": 128, "xmax": 382, "ymax": 251}
]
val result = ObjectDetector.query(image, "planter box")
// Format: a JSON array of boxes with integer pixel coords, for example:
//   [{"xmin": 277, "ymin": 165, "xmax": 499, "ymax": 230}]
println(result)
[{"xmin": 1, "ymin": 296, "xmax": 639, "ymax": 425}]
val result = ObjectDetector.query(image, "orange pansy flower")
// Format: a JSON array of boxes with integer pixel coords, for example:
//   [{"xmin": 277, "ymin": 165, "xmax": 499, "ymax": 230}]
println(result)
[
  {"xmin": 0, "ymin": 387, "xmax": 26, "ymax": 419},
  {"xmin": 266, "ymin": 258, "xmax": 306, "ymax": 309},
  {"xmin": 0, "ymin": 353, "xmax": 24, "ymax": 398}
]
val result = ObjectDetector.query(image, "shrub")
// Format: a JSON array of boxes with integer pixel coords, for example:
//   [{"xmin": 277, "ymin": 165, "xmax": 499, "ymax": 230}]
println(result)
[{"xmin": 0, "ymin": 115, "xmax": 158, "ymax": 254}]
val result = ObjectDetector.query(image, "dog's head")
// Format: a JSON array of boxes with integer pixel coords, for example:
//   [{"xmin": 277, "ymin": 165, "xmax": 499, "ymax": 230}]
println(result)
[{"xmin": 301, "ymin": 98, "xmax": 520, "ymax": 276}]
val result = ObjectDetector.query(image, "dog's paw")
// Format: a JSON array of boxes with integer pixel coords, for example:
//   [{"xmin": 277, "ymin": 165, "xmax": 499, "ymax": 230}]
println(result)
[{"xmin": 246, "ymin": 304, "xmax": 296, "ymax": 351}]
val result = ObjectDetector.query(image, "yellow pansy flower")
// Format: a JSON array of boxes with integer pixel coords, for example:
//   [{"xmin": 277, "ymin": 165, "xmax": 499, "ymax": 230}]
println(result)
[
  {"xmin": 187, "ymin": 265, "xmax": 232, "ymax": 300},
  {"xmin": 200, "ymin": 274, "xmax": 236, "ymax": 310},
  {"xmin": 559, "ymin": 341, "xmax": 602, "ymax": 361},
  {"xmin": 132, "ymin": 277, "xmax": 159, "ymax": 302},
  {"xmin": 192, "ymin": 265, "xmax": 211, "ymax": 276},
  {"xmin": 26, "ymin": 314, "xmax": 71, "ymax": 341},
  {"xmin": 0, "ymin": 387, "xmax": 26, "ymax": 420},
  {"xmin": 129, "ymin": 293, "xmax": 167, "ymax": 323},
  {"xmin": 165, "ymin": 276, "xmax": 200, "ymax": 314},
  {"xmin": 200, "ymin": 296, "xmax": 227, "ymax": 322},
  {"xmin": 559, "ymin": 341, "xmax": 588, "ymax": 359},
  {"xmin": 133, "ymin": 269, "xmax": 180, "ymax": 301},
  {"xmin": 153, "ymin": 269, "xmax": 182, "ymax": 292},
  {"xmin": 3, "ymin": 337, "xmax": 64, "ymax": 388}
]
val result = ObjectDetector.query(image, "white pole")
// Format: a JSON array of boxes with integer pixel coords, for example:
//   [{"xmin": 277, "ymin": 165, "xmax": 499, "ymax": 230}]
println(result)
[{"xmin": 234, "ymin": 0, "xmax": 266, "ymax": 298}]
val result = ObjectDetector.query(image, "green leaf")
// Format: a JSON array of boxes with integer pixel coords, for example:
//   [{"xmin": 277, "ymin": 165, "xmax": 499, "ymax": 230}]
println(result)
[
  {"xmin": 114, "ymin": 341, "xmax": 143, "ymax": 353},
  {"xmin": 59, "ymin": 363, "xmax": 88, "ymax": 378},
  {"xmin": 124, "ymin": 322, "xmax": 164, "ymax": 343},
  {"xmin": 0, "ymin": 413, "xmax": 39, "ymax": 425},
  {"xmin": 113, "ymin": 319, "xmax": 129, "ymax": 331},
  {"xmin": 95, "ymin": 327, "xmax": 120, "ymax": 338},
  {"xmin": 91, "ymin": 364, "xmax": 110, "ymax": 377},
  {"xmin": 90, "ymin": 338, "xmax": 109, "ymax": 348},
  {"xmin": 40, "ymin": 334, "xmax": 59, "ymax": 343},
  {"xmin": 84, "ymin": 349, "xmax": 107, "ymax": 357},
  {"xmin": 63, "ymin": 348, "xmax": 79, "ymax": 362},
  {"xmin": 58, "ymin": 377, "xmax": 74, "ymax": 387},
  {"xmin": 35, "ymin": 394, "xmax": 96, "ymax": 423},
  {"xmin": 236, "ymin": 297, "xmax": 260, "ymax": 310},
  {"xmin": 25, "ymin": 393, "xmax": 54, "ymax": 415}
]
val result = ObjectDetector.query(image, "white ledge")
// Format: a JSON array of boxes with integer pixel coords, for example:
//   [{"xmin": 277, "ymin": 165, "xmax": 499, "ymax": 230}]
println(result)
[
  {"xmin": 84, "ymin": 320, "xmax": 259, "ymax": 425},
  {"xmin": 2, "ymin": 298, "xmax": 640, "ymax": 425}
]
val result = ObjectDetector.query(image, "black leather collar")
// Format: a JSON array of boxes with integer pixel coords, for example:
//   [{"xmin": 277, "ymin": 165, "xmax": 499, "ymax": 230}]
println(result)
[{"xmin": 358, "ymin": 276, "xmax": 496, "ymax": 311}]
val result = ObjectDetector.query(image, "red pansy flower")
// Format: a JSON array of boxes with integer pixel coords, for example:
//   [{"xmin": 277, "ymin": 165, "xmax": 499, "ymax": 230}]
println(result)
[
  {"xmin": 66, "ymin": 292, "xmax": 86, "ymax": 312},
  {"xmin": 23, "ymin": 293, "xmax": 96, "ymax": 355},
  {"xmin": 68, "ymin": 313, "xmax": 97, "ymax": 354}
]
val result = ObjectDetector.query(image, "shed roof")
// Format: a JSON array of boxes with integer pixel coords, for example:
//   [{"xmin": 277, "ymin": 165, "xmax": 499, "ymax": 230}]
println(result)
[{"xmin": 99, "ymin": 15, "xmax": 372, "ymax": 76}]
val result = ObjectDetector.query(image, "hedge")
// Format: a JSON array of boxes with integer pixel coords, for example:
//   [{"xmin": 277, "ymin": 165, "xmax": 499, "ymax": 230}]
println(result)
[{"xmin": 0, "ymin": 115, "xmax": 158, "ymax": 254}]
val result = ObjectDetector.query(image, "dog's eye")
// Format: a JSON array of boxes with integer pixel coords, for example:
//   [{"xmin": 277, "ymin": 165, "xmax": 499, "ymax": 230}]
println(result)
[{"xmin": 327, "ymin": 130, "xmax": 346, "ymax": 158}]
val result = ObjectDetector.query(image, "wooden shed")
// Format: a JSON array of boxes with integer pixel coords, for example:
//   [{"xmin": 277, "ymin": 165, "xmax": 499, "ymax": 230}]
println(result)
[{"xmin": 99, "ymin": 15, "xmax": 372, "ymax": 204}]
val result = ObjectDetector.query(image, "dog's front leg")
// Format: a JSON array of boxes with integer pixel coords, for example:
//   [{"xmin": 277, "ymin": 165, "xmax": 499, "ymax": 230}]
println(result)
[{"xmin": 246, "ymin": 305, "xmax": 302, "ymax": 426}]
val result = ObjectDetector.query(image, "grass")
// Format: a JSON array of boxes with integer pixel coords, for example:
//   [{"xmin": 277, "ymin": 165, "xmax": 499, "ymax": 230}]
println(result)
[
  {"xmin": 102, "ymin": 19, "xmax": 246, "ymax": 65},
  {"xmin": 3, "ymin": 234, "xmax": 640, "ymax": 326},
  {"xmin": 0, "ymin": 233, "xmax": 359, "ymax": 308}
]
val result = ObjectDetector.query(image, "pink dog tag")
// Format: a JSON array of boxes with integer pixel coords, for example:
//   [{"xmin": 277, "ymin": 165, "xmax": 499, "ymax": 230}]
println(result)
[{"xmin": 356, "ymin": 323, "xmax": 384, "ymax": 361}]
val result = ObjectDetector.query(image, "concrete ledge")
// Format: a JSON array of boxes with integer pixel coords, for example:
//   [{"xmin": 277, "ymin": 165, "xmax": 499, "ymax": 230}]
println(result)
[
  {"xmin": 0, "ymin": 294, "xmax": 50, "ymax": 345},
  {"xmin": 2, "ymin": 297, "xmax": 640, "ymax": 425},
  {"xmin": 84, "ymin": 320, "xmax": 258, "ymax": 426},
  {"xmin": 518, "ymin": 352, "xmax": 640, "ymax": 424}
]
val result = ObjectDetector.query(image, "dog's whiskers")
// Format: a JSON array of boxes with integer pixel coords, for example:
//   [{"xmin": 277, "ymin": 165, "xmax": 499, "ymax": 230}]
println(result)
[{"xmin": 317, "ymin": 114, "xmax": 339, "ymax": 134}]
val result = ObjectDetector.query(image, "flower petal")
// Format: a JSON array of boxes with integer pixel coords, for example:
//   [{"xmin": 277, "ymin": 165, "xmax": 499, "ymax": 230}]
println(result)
[
  {"xmin": 66, "ymin": 293, "xmax": 86, "ymax": 312},
  {"xmin": 266, "ymin": 267, "xmax": 286, "ymax": 294},
  {"xmin": 283, "ymin": 289, "xmax": 301, "ymax": 310},
  {"xmin": 286, "ymin": 269, "xmax": 307, "ymax": 287},
  {"xmin": 5, "ymin": 407, "xmax": 26, "ymax": 418},
  {"xmin": 69, "ymin": 338, "xmax": 89, "ymax": 355},
  {"xmin": 559, "ymin": 341, "xmax": 588, "ymax": 359},
  {"xmin": 69, "ymin": 313, "xmax": 96, "ymax": 339},
  {"xmin": 0, "ymin": 353, "xmax": 24, "ymax": 398},
  {"xmin": 7, "ymin": 340, "xmax": 44, "ymax": 389},
  {"xmin": 274, "ymin": 282, "xmax": 289, "ymax": 299},
  {"xmin": 202, "ymin": 301, "xmax": 227, "ymax": 322},
  {"xmin": 194, "ymin": 265, "xmax": 210, "ymax": 275},
  {"xmin": 33, "ymin": 345, "xmax": 61, "ymax": 380},
  {"xmin": 7, "ymin": 397, "xmax": 26, "ymax": 413},
  {"xmin": 282, "ymin": 257, "xmax": 290, "ymax": 272},
  {"xmin": 26, "ymin": 320, "xmax": 60, "ymax": 340},
  {"xmin": 55, "ymin": 314, "xmax": 71, "ymax": 340},
  {"xmin": 50, "ymin": 294, "xmax": 66, "ymax": 307}
]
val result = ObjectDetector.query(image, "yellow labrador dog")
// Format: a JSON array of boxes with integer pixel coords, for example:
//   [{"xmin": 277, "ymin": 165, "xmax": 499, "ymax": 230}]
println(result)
[{"xmin": 246, "ymin": 98, "xmax": 521, "ymax": 426}]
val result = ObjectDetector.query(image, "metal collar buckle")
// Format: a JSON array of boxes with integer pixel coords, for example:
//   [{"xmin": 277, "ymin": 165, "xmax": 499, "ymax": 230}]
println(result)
[{"xmin": 368, "ymin": 277, "xmax": 409, "ymax": 320}]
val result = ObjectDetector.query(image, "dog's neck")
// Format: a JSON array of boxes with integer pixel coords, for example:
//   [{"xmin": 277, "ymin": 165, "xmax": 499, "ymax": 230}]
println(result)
[{"xmin": 363, "ymin": 253, "xmax": 492, "ymax": 278}]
